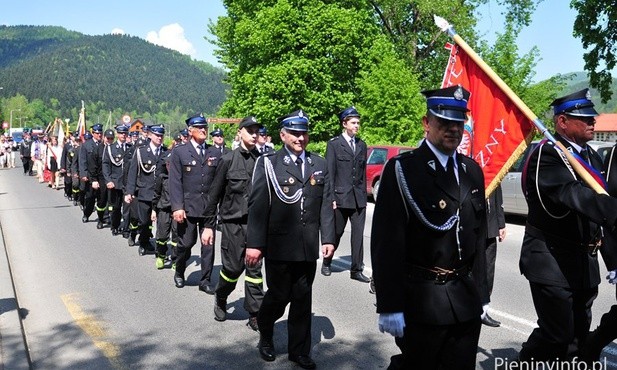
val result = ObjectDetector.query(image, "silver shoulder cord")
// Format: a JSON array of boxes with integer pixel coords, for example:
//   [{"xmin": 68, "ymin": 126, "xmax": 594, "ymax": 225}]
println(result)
[
  {"xmin": 395, "ymin": 159, "xmax": 462, "ymax": 259},
  {"xmin": 264, "ymin": 156, "xmax": 302, "ymax": 204},
  {"xmin": 136, "ymin": 148, "xmax": 156, "ymax": 174},
  {"xmin": 106, "ymin": 145, "xmax": 123, "ymax": 167},
  {"xmin": 536, "ymin": 142, "xmax": 570, "ymax": 219}
]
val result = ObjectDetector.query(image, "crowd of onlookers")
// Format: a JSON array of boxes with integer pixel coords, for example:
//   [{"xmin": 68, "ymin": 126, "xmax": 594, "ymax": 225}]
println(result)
[{"xmin": 0, "ymin": 135, "xmax": 19, "ymax": 169}]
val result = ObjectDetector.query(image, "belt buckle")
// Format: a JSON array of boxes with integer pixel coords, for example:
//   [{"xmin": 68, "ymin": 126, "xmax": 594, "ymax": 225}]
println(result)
[{"xmin": 435, "ymin": 271, "xmax": 449, "ymax": 284}]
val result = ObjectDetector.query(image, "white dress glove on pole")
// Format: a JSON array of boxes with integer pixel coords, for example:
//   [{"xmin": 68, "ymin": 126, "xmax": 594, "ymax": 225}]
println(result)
[
  {"xmin": 378, "ymin": 312, "xmax": 406, "ymax": 338},
  {"xmin": 607, "ymin": 270, "xmax": 617, "ymax": 284}
]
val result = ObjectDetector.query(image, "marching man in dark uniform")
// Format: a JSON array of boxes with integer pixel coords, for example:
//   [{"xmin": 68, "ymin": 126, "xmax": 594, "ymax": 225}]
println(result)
[
  {"xmin": 372, "ymin": 86, "xmax": 488, "ymax": 369},
  {"xmin": 102, "ymin": 125, "xmax": 129, "ymax": 236},
  {"xmin": 79, "ymin": 124, "xmax": 104, "ymax": 225},
  {"xmin": 518, "ymin": 88, "xmax": 617, "ymax": 363},
  {"xmin": 124, "ymin": 124, "xmax": 167, "ymax": 255},
  {"xmin": 322, "ymin": 106, "xmax": 369, "ymax": 283},
  {"xmin": 169, "ymin": 113, "xmax": 219, "ymax": 292},
  {"xmin": 19, "ymin": 129, "xmax": 32, "ymax": 176},
  {"xmin": 202, "ymin": 116, "xmax": 265, "ymax": 330},
  {"xmin": 246, "ymin": 109, "xmax": 335, "ymax": 369},
  {"xmin": 255, "ymin": 126, "xmax": 273, "ymax": 154},
  {"xmin": 210, "ymin": 128, "xmax": 230, "ymax": 156}
]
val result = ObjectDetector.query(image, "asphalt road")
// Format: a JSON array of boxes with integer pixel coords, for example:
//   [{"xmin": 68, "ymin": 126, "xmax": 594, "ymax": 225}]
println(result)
[{"xmin": 0, "ymin": 166, "xmax": 616, "ymax": 369}]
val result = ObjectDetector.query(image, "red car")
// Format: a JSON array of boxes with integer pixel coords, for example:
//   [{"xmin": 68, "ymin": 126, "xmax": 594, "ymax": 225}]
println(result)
[{"xmin": 366, "ymin": 145, "xmax": 414, "ymax": 200}]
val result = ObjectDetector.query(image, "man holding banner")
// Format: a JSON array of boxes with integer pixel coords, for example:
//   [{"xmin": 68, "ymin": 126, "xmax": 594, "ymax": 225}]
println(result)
[{"xmin": 518, "ymin": 89, "xmax": 617, "ymax": 362}]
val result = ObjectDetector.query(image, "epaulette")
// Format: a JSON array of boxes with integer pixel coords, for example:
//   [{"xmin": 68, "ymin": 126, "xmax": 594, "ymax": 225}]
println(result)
[
  {"xmin": 393, "ymin": 150, "xmax": 415, "ymax": 161},
  {"xmin": 329, "ymin": 136, "xmax": 338, "ymax": 141},
  {"xmin": 263, "ymin": 151, "xmax": 277, "ymax": 157}
]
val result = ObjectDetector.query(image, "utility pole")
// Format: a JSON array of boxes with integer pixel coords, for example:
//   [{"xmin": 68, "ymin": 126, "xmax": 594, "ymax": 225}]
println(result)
[{"xmin": 10, "ymin": 108, "xmax": 21, "ymax": 130}]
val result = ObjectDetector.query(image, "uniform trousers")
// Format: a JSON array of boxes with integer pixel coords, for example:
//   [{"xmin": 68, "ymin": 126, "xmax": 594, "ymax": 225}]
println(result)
[
  {"xmin": 155, "ymin": 210, "xmax": 177, "ymax": 259},
  {"xmin": 63, "ymin": 174, "xmax": 72, "ymax": 199},
  {"xmin": 486, "ymin": 237, "xmax": 497, "ymax": 297},
  {"xmin": 22, "ymin": 156, "xmax": 31, "ymax": 174},
  {"xmin": 174, "ymin": 217, "xmax": 214, "ymax": 287},
  {"xmin": 107, "ymin": 188, "xmax": 124, "ymax": 230},
  {"xmin": 258, "ymin": 260, "xmax": 316, "ymax": 357},
  {"xmin": 71, "ymin": 175, "xmax": 81, "ymax": 203},
  {"xmin": 215, "ymin": 221, "xmax": 264, "ymax": 314},
  {"xmin": 519, "ymin": 282, "xmax": 598, "ymax": 361},
  {"xmin": 332, "ymin": 206, "xmax": 366, "ymax": 272},
  {"xmin": 95, "ymin": 185, "xmax": 108, "ymax": 222},
  {"xmin": 136, "ymin": 200, "xmax": 153, "ymax": 244},
  {"xmin": 82, "ymin": 181, "xmax": 96, "ymax": 217},
  {"xmin": 390, "ymin": 317, "xmax": 481, "ymax": 370}
]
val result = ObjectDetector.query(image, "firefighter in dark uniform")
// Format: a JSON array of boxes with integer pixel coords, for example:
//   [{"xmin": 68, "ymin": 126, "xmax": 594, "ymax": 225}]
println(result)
[
  {"xmin": 169, "ymin": 113, "xmax": 219, "ymax": 292},
  {"xmin": 19, "ymin": 129, "xmax": 32, "ymax": 175},
  {"xmin": 125, "ymin": 124, "xmax": 167, "ymax": 256},
  {"xmin": 79, "ymin": 124, "xmax": 104, "ymax": 224},
  {"xmin": 102, "ymin": 125, "xmax": 129, "ymax": 236},
  {"xmin": 94, "ymin": 129, "xmax": 115, "ymax": 229},
  {"xmin": 580, "ymin": 142, "xmax": 617, "ymax": 361},
  {"xmin": 245, "ymin": 109, "xmax": 335, "ymax": 369},
  {"xmin": 121, "ymin": 131, "xmax": 139, "ymax": 239},
  {"xmin": 518, "ymin": 88, "xmax": 617, "ymax": 363},
  {"xmin": 60, "ymin": 134, "xmax": 75, "ymax": 200},
  {"xmin": 68, "ymin": 132, "xmax": 82, "ymax": 206},
  {"xmin": 210, "ymin": 128, "xmax": 231, "ymax": 156},
  {"xmin": 371, "ymin": 86, "xmax": 488, "ymax": 370},
  {"xmin": 322, "ymin": 106, "xmax": 369, "ymax": 283},
  {"xmin": 152, "ymin": 152, "xmax": 176, "ymax": 270},
  {"xmin": 202, "ymin": 116, "xmax": 265, "ymax": 330},
  {"xmin": 255, "ymin": 126, "xmax": 273, "ymax": 154}
]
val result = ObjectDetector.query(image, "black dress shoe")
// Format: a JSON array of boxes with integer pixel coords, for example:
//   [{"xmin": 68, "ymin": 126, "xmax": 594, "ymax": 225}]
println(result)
[
  {"xmin": 97, "ymin": 221, "xmax": 104, "ymax": 229},
  {"xmin": 82, "ymin": 216, "xmax": 88, "ymax": 223},
  {"xmin": 214, "ymin": 295, "xmax": 227, "ymax": 321},
  {"xmin": 174, "ymin": 274, "xmax": 185, "ymax": 288},
  {"xmin": 258, "ymin": 336, "xmax": 276, "ymax": 362},
  {"xmin": 321, "ymin": 263, "xmax": 331, "ymax": 276},
  {"xmin": 350, "ymin": 271, "xmax": 371, "ymax": 283},
  {"xmin": 288, "ymin": 354, "xmax": 316, "ymax": 369},
  {"xmin": 111, "ymin": 229, "xmax": 118, "ymax": 236},
  {"xmin": 199, "ymin": 284, "xmax": 215, "ymax": 295},
  {"xmin": 482, "ymin": 313, "xmax": 501, "ymax": 327}
]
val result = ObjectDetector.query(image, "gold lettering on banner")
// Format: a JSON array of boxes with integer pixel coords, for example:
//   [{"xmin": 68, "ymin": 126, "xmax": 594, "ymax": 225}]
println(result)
[{"xmin": 474, "ymin": 119, "xmax": 507, "ymax": 168}]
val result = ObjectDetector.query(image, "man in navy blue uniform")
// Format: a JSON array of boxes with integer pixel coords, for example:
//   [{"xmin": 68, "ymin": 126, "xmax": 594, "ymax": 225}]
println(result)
[
  {"xmin": 169, "ymin": 113, "xmax": 219, "ymax": 292},
  {"xmin": 79, "ymin": 124, "xmax": 104, "ymax": 224},
  {"xmin": 246, "ymin": 109, "xmax": 335, "ymax": 369},
  {"xmin": 372, "ymin": 86, "xmax": 488, "ymax": 369},
  {"xmin": 124, "ymin": 124, "xmax": 167, "ymax": 255},
  {"xmin": 322, "ymin": 106, "xmax": 369, "ymax": 283},
  {"xmin": 210, "ymin": 128, "xmax": 230, "ymax": 156},
  {"xmin": 102, "ymin": 125, "xmax": 130, "ymax": 236}
]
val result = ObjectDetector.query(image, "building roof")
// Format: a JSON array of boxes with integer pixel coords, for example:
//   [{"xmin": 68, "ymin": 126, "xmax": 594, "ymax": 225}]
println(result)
[{"xmin": 594, "ymin": 113, "xmax": 617, "ymax": 132}]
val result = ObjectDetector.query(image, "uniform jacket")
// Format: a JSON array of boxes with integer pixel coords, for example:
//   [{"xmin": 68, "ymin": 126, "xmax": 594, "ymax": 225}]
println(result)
[
  {"xmin": 204, "ymin": 145, "xmax": 259, "ymax": 228},
  {"xmin": 371, "ymin": 142, "xmax": 488, "ymax": 325},
  {"xmin": 60, "ymin": 142, "xmax": 75, "ymax": 173},
  {"xmin": 102, "ymin": 141, "xmax": 128, "ymax": 190},
  {"xmin": 168, "ymin": 141, "xmax": 218, "ymax": 218},
  {"xmin": 325, "ymin": 134, "xmax": 367, "ymax": 209},
  {"xmin": 19, "ymin": 139, "xmax": 32, "ymax": 158},
  {"xmin": 246, "ymin": 149, "xmax": 335, "ymax": 262},
  {"xmin": 520, "ymin": 133, "xmax": 617, "ymax": 289},
  {"xmin": 78, "ymin": 139, "xmax": 102, "ymax": 180},
  {"xmin": 601, "ymin": 145, "xmax": 617, "ymax": 271},
  {"xmin": 125, "ymin": 144, "xmax": 167, "ymax": 202},
  {"xmin": 153, "ymin": 172, "xmax": 171, "ymax": 212},
  {"xmin": 69, "ymin": 145, "xmax": 80, "ymax": 175}
]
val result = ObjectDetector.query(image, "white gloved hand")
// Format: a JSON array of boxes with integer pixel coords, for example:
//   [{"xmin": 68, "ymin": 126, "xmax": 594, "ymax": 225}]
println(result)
[
  {"xmin": 607, "ymin": 270, "xmax": 617, "ymax": 285},
  {"xmin": 378, "ymin": 312, "xmax": 405, "ymax": 338}
]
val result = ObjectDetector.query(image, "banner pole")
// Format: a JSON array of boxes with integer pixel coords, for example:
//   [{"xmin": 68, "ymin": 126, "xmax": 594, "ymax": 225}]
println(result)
[{"xmin": 434, "ymin": 15, "xmax": 607, "ymax": 195}]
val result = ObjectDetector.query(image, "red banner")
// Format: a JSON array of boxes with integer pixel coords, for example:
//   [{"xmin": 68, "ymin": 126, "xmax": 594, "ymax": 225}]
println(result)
[{"xmin": 441, "ymin": 43, "xmax": 536, "ymax": 194}]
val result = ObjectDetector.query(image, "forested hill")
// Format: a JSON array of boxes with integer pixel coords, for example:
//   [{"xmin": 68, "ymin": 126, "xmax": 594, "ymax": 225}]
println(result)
[{"xmin": 0, "ymin": 25, "xmax": 227, "ymax": 115}]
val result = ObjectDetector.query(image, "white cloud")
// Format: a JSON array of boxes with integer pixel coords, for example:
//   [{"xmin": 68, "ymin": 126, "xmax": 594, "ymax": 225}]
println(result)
[
  {"xmin": 111, "ymin": 28, "xmax": 125, "ymax": 35},
  {"xmin": 145, "ymin": 23, "xmax": 196, "ymax": 57}
]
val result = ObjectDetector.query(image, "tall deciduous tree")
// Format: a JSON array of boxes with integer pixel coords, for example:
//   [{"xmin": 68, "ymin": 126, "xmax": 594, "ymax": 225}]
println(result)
[{"xmin": 572, "ymin": 0, "xmax": 617, "ymax": 102}]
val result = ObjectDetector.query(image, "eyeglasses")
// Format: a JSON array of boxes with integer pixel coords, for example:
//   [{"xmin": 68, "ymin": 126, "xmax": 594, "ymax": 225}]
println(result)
[{"xmin": 565, "ymin": 115, "xmax": 596, "ymax": 126}]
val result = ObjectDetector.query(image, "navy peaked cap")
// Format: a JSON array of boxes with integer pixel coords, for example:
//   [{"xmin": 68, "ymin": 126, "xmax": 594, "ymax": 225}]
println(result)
[
  {"xmin": 338, "ymin": 106, "xmax": 360, "ymax": 121},
  {"xmin": 185, "ymin": 113, "xmax": 208, "ymax": 127},
  {"xmin": 550, "ymin": 88, "xmax": 598, "ymax": 117},
  {"xmin": 421, "ymin": 85, "xmax": 470, "ymax": 122},
  {"xmin": 150, "ymin": 125, "xmax": 165, "ymax": 135},
  {"xmin": 91, "ymin": 123, "xmax": 103, "ymax": 133},
  {"xmin": 278, "ymin": 109, "xmax": 309, "ymax": 132},
  {"xmin": 210, "ymin": 128, "xmax": 224, "ymax": 137}
]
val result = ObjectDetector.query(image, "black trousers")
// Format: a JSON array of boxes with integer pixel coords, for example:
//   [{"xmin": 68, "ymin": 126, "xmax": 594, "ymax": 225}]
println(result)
[
  {"xmin": 486, "ymin": 237, "xmax": 497, "ymax": 297},
  {"xmin": 136, "ymin": 200, "xmax": 153, "ymax": 243},
  {"xmin": 21, "ymin": 156, "xmax": 31, "ymax": 174},
  {"xmin": 258, "ymin": 260, "xmax": 316, "ymax": 357},
  {"xmin": 390, "ymin": 317, "xmax": 481, "ymax": 370},
  {"xmin": 174, "ymin": 217, "xmax": 214, "ymax": 287},
  {"xmin": 155, "ymin": 210, "xmax": 178, "ymax": 259},
  {"xmin": 119, "ymin": 197, "xmax": 131, "ymax": 232},
  {"xmin": 331, "ymin": 206, "xmax": 366, "ymax": 272},
  {"xmin": 71, "ymin": 175, "xmax": 81, "ymax": 202},
  {"xmin": 107, "ymin": 188, "xmax": 123, "ymax": 230},
  {"xmin": 82, "ymin": 181, "xmax": 96, "ymax": 218},
  {"xmin": 215, "ymin": 221, "xmax": 264, "ymax": 314},
  {"xmin": 519, "ymin": 282, "xmax": 598, "ymax": 361},
  {"xmin": 63, "ymin": 174, "xmax": 72, "ymax": 198}
]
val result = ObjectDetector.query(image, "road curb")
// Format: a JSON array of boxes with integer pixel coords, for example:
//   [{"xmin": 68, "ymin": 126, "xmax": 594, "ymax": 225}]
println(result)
[{"xmin": 0, "ymin": 221, "xmax": 31, "ymax": 370}]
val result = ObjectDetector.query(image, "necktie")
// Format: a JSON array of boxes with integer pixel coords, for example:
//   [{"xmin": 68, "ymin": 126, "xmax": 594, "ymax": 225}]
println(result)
[
  {"xmin": 349, "ymin": 138, "xmax": 355, "ymax": 153},
  {"xmin": 259, "ymin": 146, "xmax": 264, "ymax": 154},
  {"xmin": 199, "ymin": 145, "xmax": 205, "ymax": 159},
  {"xmin": 447, "ymin": 156, "xmax": 458, "ymax": 185},
  {"xmin": 580, "ymin": 149, "xmax": 590, "ymax": 164},
  {"xmin": 295, "ymin": 157, "xmax": 304, "ymax": 179}
]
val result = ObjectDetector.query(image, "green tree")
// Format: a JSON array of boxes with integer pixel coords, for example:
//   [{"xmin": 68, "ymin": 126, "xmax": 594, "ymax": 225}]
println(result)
[{"xmin": 571, "ymin": 0, "xmax": 617, "ymax": 102}]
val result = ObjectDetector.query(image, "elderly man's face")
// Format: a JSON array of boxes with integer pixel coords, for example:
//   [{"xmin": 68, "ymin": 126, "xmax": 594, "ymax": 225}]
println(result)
[{"xmin": 422, "ymin": 114, "xmax": 464, "ymax": 156}]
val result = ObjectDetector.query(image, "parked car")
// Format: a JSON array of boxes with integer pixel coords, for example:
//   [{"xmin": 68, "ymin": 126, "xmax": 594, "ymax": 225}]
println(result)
[
  {"xmin": 366, "ymin": 145, "xmax": 414, "ymax": 200},
  {"xmin": 501, "ymin": 140, "xmax": 614, "ymax": 216}
]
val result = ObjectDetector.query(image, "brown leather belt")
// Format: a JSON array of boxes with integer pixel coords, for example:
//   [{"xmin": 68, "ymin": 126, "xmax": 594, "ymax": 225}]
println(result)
[{"xmin": 409, "ymin": 265, "xmax": 471, "ymax": 284}]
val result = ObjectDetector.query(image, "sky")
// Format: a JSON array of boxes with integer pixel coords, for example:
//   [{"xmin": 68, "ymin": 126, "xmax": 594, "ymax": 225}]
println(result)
[{"xmin": 1, "ymin": 0, "xmax": 588, "ymax": 82}]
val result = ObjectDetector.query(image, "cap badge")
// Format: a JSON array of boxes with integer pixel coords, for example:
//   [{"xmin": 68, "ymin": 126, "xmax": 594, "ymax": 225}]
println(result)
[
  {"xmin": 298, "ymin": 110, "xmax": 304, "ymax": 118},
  {"xmin": 251, "ymin": 117, "xmax": 256, "ymax": 123},
  {"xmin": 454, "ymin": 86, "xmax": 464, "ymax": 100},
  {"xmin": 289, "ymin": 177, "xmax": 295, "ymax": 184},
  {"xmin": 586, "ymin": 90, "xmax": 592, "ymax": 100},
  {"xmin": 439, "ymin": 199, "xmax": 447, "ymax": 209}
]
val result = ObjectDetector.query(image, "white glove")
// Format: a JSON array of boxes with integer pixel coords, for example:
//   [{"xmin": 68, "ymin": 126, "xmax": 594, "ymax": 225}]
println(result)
[
  {"xmin": 607, "ymin": 270, "xmax": 617, "ymax": 285},
  {"xmin": 378, "ymin": 312, "xmax": 405, "ymax": 338}
]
